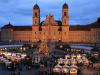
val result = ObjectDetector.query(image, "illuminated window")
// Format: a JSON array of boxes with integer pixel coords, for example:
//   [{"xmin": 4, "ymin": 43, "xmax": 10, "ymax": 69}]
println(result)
[
  {"xmin": 39, "ymin": 26, "xmax": 42, "ymax": 31},
  {"xmin": 58, "ymin": 27, "xmax": 62, "ymax": 31}
]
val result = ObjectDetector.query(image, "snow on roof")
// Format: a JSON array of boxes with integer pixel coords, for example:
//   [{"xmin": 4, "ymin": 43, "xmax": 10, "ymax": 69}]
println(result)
[
  {"xmin": 71, "ymin": 45, "xmax": 93, "ymax": 50},
  {"xmin": 0, "ymin": 45, "xmax": 23, "ymax": 48}
]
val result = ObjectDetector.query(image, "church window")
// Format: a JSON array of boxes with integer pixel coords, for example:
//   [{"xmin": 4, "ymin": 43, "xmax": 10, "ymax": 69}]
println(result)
[
  {"xmin": 58, "ymin": 27, "xmax": 62, "ymax": 31},
  {"xmin": 35, "ymin": 20, "xmax": 36, "ymax": 24},
  {"xmin": 35, "ymin": 12, "xmax": 38, "ymax": 17},
  {"xmin": 64, "ymin": 12, "xmax": 67, "ymax": 16},
  {"xmin": 39, "ymin": 26, "xmax": 42, "ymax": 31}
]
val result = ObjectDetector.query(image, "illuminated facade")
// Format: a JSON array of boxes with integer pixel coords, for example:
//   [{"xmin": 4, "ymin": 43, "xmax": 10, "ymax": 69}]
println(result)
[{"xmin": 1, "ymin": 3, "xmax": 100, "ymax": 43}]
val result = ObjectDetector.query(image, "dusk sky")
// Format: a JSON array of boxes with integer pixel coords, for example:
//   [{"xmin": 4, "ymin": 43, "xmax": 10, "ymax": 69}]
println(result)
[{"xmin": 0, "ymin": 0, "xmax": 100, "ymax": 26}]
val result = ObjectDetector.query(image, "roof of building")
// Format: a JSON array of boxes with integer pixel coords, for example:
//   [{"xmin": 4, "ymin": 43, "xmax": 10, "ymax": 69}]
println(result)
[
  {"xmin": 97, "ymin": 17, "xmax": 100, "ymax": 23},
  {"xmin": 70, "ymin": 17, "xmax": 100, "ymax": 31},
  {"xmin": 56, "ymin": 20, "xmax": 62, "ymax": 26},
  {"xmin": 13, "ymin": 26, "xmax": 32, "ymax": 31},
  {"xmin": 1, "ymin": 23, "xmax": 32, "ymax": 31},
  {"xmin": 1, "ymin": 23, "xmax": 13, "ymax": 29},
  {"xmin": 33, "ymin": 4, "xmax": 40, "ymax": 9},
  {"xmin": 70, "ymin": 23, "xmax": 100, "ymax": 31},
  {"xmin": 63, "ymin": 3, "xmax": 68, "ymax": 9},
  {"xmin": 70, "ymin": 25, "xmax": 91, "ymax": 31},
  {"xmin": 87, "ymin": 22, "xmax": 100, "ymax": 28}
]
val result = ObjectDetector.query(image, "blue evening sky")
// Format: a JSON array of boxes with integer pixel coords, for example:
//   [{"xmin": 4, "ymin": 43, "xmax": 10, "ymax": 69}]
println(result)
[{"xmin": 0, "ymin": 0, "xmax": 100, "ymax": 26}]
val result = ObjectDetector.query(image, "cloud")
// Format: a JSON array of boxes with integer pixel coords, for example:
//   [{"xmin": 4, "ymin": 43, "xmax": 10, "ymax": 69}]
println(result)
[
  {"xmin": 0, "ymin": 0, "xmax": 11, "ymax": 3},
  {"xmin": 13, "ymin": 8, "xmax": 32, "ymax": 16},
  {"xmin": 68, "ymin": 0, "xmax": 100, "ymax": 25},
  {"xmin": 0, "ymin": 0, "xmax": 100, "ymax": 26}
]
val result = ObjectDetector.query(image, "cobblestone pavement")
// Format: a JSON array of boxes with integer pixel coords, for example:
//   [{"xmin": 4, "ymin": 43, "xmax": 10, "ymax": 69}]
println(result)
[
  {"xmin": 0, "ymin": 65, "xmax": 40, "ymax": 75},
  {"xmin": 0, "ymin": 69, "xmax": 40, "ymax": 75}
]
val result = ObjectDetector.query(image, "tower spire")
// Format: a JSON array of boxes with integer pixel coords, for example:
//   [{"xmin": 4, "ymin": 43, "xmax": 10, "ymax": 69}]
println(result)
[
  {"xmin": 35, "ymin": 0, "xmax": 37, "ymax": 4},
  {"xmin": 33, "ymin": 0, "xmax": 40, "ymax": 26},
  {"xmin": 62, "ymin": 0, "xmax": 69, "ymax": 26},
  {"xmin": 63, "ymin": 0, "xmax": 67, "ymax": 3},
  {"xmin": 9, "ymin": 22, "xmax": 10, "ymax": 24}
]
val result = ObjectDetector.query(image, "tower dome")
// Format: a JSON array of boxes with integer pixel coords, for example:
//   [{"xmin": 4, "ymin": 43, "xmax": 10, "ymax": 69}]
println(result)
[
  {"xmin": 1, "ymin": 22, "xmax": 13, "ymax": 29},
  {"xmin": 63, "ymin": 3, "xmax": 68, "ymax": 9},
  {"xmin": 33, "ymin": 4, "xmax": 39, "ymax": 9}
]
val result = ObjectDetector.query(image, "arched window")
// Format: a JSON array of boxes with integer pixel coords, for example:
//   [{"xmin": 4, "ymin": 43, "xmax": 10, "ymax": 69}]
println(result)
[
  {"xmin": 35, "ymin": 12, "xmax": 38, "ymax": 17},
  {"xmin": 35, "ymin": 20, "xmax": 37, "ymax": 24},
  {"xmin": 64, "ymin": 12, "xmax": 67, "ymax": 16},
  {"xmin": 35, "ymin": 32, "xmax": 36, "ymax": 34}
]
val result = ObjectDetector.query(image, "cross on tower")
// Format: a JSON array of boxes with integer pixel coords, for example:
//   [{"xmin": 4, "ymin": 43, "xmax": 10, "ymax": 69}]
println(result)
[
  {"xmin": 63, "ymin": 0, "xmax": 67, "ymax": 3},
  {"xmin": 35, "ymin": 0, "xmax": 37, "ymax": 4}
]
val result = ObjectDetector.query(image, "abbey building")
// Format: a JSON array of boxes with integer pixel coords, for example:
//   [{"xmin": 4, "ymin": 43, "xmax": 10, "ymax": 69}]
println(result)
[{"xmin": 1, "ymin": 3, "xmax": 100, "ymax": 43}]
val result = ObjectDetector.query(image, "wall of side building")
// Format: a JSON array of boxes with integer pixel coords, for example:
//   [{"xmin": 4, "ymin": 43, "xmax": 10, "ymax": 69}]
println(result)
[
  {"xmin": 68, "ymin": 28, "xmax": 100, "ymax": 43},
  {"xmin": 68, "ymin": 31, "xmax": 91, "ymax": 43},
  {"xmin": 1, "ymin": 29, "xmax": 13, "ymax": 42},
  {"xmin": 90, "ymin": 28, "xmax": 100, "ymax": 43},
  {"xmin": 13, "ymin": 31, "xmax": 32, "ymax": 42},
  {"xmin": 1, "ymin": 29, "xmax": 32, "ymax": 42}
]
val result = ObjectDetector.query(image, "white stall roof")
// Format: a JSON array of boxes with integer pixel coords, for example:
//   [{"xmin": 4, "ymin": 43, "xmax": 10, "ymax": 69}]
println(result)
[
  {"xmin": 0, "ymin": 45, "xmax": 23, "ymax": 48},
  {"xmin": 71, "ymin": 45, "xmax": 93, "ymax": 50}
]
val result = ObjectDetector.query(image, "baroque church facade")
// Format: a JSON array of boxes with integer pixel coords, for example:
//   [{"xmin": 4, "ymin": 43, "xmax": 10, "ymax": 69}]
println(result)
[{"xmin": 1, "ymin": 3, "xmax": 100, "ymax": 43}]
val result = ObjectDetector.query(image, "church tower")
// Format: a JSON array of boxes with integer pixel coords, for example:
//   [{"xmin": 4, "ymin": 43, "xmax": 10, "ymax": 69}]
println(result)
[
  {"xmin": 62, "ymin": 3, "xmax": 69, "ymax": 26},
  {"xmin": 62, "ymin": 3, "xmax": 69, "ymax": 42},
  {"xmin": 33, "ymin": 4, "xmax": 40, "ymax": 25}
]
